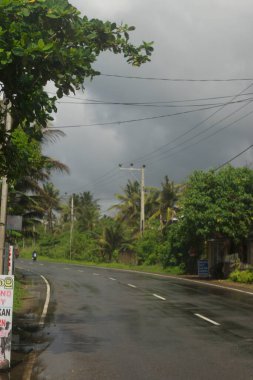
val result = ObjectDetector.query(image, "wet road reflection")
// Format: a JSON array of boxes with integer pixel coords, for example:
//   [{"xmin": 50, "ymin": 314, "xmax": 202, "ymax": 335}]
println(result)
[{"xmin": 11, "ymin": 262, "xmax": 253, "ymax": 380}]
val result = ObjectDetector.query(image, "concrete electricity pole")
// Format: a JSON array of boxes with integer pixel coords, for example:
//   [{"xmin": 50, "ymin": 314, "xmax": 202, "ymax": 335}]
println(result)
[
  {"xmin": 0, "ymin": 99, "xmax": 12, "ymax": 274},
  {"xmin": 119, "ymin": 164, "xmax": 146, "ymax": 235},
  {"xmin": 69, "ymin": 195, "xmax": 74, "ymax": 260}
]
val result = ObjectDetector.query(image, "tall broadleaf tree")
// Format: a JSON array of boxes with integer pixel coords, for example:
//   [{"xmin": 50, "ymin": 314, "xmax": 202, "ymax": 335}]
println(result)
[
  {"xmin": 176, "ymin": 166, "xmax": 253, "ymax": 253},
  {"xmin": 0, "ymin": 0, "xmax": 153, "ymax": 180}
]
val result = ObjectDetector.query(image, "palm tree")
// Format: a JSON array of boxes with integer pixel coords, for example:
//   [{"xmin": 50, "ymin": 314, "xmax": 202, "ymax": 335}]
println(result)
[
  {"xmin": 40, "ymin": 182, "xmax": 61, "ymax": 232},
  {"xmin": 8, "ymin": 127, "xmax": 69, "ymax": 236},
  {"xmin": 111, "ymin": 180, "xmax": 140, "ymax": 228},
  {"xmin": 159, "ymin": 176, "xmax": 178, "ymax": 224},
  {"xmin": 144, "ymin": 186, "xmax": 160, "ymax": 220},
  {"xmin": 99, "ymin": 220, "xmax": 130, "ymax": 262},
  {"xmin": 73, "ymin": 192, "xmax": 100, "ymax": 231}
]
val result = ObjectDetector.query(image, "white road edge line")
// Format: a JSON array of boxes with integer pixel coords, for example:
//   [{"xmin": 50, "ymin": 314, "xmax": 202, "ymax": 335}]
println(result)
[
  {"xmin": 153, "ymin": 293, "xmax": 166, "ymax": 301},
  {"xmin": 109, "ymin": 277, "xmax": 116, "ymax": 281},
  {"xmin": 88, "ymin": 267, "xmax": 253, "ymax": 296},
  {"xmin": 194, "ymin": 313, "xmax": 220, "ymax": 326},
  {"xmin": 128, "ymin": 284, "xmax": 137, "ymax": 288},
  {"xmin": 39, "ymin": 275, "xmax": 50, "ymax": 327}
]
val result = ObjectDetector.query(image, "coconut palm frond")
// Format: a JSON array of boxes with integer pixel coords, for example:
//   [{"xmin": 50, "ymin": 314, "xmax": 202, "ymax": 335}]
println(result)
[
  {"xmin": 43, "ymin": 156, "xmax": 70, "ymax": 174},
  {"xmin": 42, "ymin": 128, "xmax": 66, "ymax": 144}
]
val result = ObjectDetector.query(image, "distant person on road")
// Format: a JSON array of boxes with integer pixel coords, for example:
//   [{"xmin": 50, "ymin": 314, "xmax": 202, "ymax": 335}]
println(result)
[{"xmin": 32, "ymin": 251, "xmax": 37, "ymax": 261}]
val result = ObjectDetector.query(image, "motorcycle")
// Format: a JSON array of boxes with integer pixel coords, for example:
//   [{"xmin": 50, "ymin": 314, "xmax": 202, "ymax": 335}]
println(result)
[{"xmin": 32, "ymin": 252, "xmax": 37, "ymax": 262}]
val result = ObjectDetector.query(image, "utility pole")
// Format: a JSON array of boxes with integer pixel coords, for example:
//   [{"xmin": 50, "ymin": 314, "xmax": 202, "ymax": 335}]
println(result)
[
  {"xmin": 119, "ymin": 164, "xmax": 146, "ymax": 235},
  {"xmin": 69, "ymin": 195, "xmax": 74, "ymax": 260},
  {"xmin": 140, "ymin": 165, "xmax": 145, "ymax": 234},
  {"xmin": 0, "ymin": 99, "xmax": 12, "ymax": 274}
]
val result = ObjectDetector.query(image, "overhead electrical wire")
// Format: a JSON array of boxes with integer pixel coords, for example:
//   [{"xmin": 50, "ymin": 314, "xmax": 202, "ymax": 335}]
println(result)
[
  {"xmin": 144, "ymin": 105, "xmax": 253, "ymax": 168},
  {"xmin": 47, "ymin": 81, "xmax": 253, "ymax": 194},
  {"xmin": 58, "ymin": 91, "xmax": 253, "ymax": 195},
  {"xmin": 65, "ymin": 167, "xmax": 119, "ymax": 195},
  {"xmin": 90, "ymin": 171, "xmax": 120, "ymax": 189},
  {"xmin": 113, "ymin": 105, "xmax": 253, "ymax": 190},
  {"xmin": 57, "ymin": 97, "xmax": 253, "ymax": 109},
  {"xmin": 214, "ymin": 144, "xmax": 253, "ymax": 171},
  {"xmin": 130, "ymin": 82, "xmax": 253, "ymax": 166},
  {"xmin": 63, "ymin": 142, "xmax": 253, "ymax": 205},
  {"xmin": 100, "ymin": 73, "xmax": 253, "ymax": 82},
  {"xmin": 52, "ymin": 103, "xmax": 244, "ymax": 129},
  {"xmin": 49, "ymin": 90, "xmax": 253, "ymax": 105},
  {"xmin": 135, "ymin": 99, "xmax": 253, "ymax": 167}
]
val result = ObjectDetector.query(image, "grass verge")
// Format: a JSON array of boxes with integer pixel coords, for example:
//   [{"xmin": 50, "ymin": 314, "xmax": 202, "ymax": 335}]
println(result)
[
  {"xmin": 20, "ymin": 250, "xmax": 183, "ymax": 276},
  {"xmin": 14, "ymin": 277, "xmax": 26, "ymax": 312}
]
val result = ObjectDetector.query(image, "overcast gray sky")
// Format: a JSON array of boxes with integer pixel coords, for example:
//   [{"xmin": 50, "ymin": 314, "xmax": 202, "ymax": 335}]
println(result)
[{"xmin": 44, "ymin": 0, "xmax": 253, "ymax": 212}]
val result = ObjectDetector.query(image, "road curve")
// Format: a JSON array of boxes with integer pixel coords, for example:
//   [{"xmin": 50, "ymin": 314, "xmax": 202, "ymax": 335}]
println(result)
[{"xmin": 17, "ymin": 260, "xmax": 253, "ymax": 380}]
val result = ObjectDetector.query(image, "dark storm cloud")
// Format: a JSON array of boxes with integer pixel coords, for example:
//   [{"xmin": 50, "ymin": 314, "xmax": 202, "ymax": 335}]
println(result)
[{"xmin": 44, "ymin": 0, "xmax": 253, "ymax": 208}]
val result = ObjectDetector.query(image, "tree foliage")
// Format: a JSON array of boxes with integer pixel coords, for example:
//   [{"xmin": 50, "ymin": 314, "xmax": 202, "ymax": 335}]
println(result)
[
  {"xmin": 99, "ymin": 219, "xmax": 131, "ymax": 262},
  {"xmin": 73, "ymin": 191, "xmax": 100, "ymax": 231},
  {"xmin": 0, "ymin": 0, "xmax": 153, "ymax": 178},
  {"xmin": 177, "ymin": 166, "xmax": 253, "ymax": 245},
  {"xmin": 112, "ymin": 180, "xmax": 141, "ymax": 228}
]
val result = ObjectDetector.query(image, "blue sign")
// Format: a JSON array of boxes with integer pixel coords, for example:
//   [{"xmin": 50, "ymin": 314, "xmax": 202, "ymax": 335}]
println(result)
[{"xmin": 198, "ymin": 260, "xmax": 209, "ymax": 277}]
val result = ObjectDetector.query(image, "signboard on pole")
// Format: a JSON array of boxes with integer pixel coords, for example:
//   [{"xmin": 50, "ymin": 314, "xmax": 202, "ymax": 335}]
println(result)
[
  {"xmin": 0, "ymin": 275, "xmax": 14, "ymax": 369},
  {"xmin": 6, "ymin": 215, "xmax": 22, "ymax": 231},
  {"xmin": 198, "ymin": 260, "xmax": 209, "ymax": 277}
]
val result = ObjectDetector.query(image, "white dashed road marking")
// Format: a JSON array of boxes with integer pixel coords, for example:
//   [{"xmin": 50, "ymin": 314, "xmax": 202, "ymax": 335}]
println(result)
[
  {"xmin": 153, "ymin": 294, "xmax": 166, "ymax": 301},
  {"xmin": 128, "ymin": 284, "xmax": 137, "ymax": 288},
  {"xmin": 194, "ymin": 313, "xmax": 220, "ymax": 326}
]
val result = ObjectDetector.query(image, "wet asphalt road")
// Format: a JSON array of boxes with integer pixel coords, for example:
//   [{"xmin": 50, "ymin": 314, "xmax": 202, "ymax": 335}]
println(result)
[{"xmin": 17, "ymin": 260, "xmax": 253, "ymax": 380}]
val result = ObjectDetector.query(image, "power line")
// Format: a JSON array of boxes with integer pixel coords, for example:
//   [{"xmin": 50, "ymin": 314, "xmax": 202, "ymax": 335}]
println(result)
[
  {"xmin": 57, "ymin": 97, "xmax": 253, "ymax": 108},
  {"xmin": 131, "ymin": 82, "xmax": 253, "ymax": 165},
  {"xmin": 64, "ymin": 167, "xmax": 119, "ymax": 195},
  {"xmin": 214, "ymin": 145, "xmax": 253, "ymax": 171},
  {"xmin": 100, "ymin": 73, "xmax": 253, "ymax": 82},
  {"xmin": 49, "ymin": 90, "xmax": 253, "ymax": 105},
  {"xmin": 51, "ymin": 103, "xmax": 239, "ymax": 129},
  {"xmin": 145, "ymin": 105, "xmax": 253, "ymax": 167},
  {"xmin": 138, "ymin": 100, "xmax": 253, "ymax": 167}
]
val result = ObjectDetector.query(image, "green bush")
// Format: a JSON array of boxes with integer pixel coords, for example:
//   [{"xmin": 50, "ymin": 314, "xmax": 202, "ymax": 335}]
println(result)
[
  {"xmin": 134, "ymin": 228, "xmax": 167, "ymax": 265},
  {"xmin": 229, "ymin": 270, "xmax": 253, "ymax": 283},
  {"xmin": 71, "ymin": 231, "xmax": 100, "ymax": 262}
]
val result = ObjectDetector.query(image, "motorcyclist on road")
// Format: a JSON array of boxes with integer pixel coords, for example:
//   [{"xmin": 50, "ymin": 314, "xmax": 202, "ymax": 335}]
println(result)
[{"xmin": 32, "ymin": 251, "xmax": 37, "ymax": 261}]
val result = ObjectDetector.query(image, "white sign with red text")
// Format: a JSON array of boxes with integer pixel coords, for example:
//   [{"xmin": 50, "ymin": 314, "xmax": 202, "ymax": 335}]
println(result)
[{"xmin": 0, "ymin": 276, "xmax": 14, "ymax": 369}]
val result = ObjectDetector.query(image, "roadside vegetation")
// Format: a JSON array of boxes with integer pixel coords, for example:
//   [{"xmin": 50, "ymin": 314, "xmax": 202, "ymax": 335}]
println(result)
[
  {"xmin": 13, "ymin": 276, "xmax": 26, "ymax": 312},
  {"xmin": 229, "ymin": 270, "xmax": 253, "ymax": 284},
  {"xmin": 1, "ymin": 1, "xmax": 253, "ymax": 283},
  {"xmin": 12, "ymin": 166, "xmax": 253, "ymax": 283}
]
